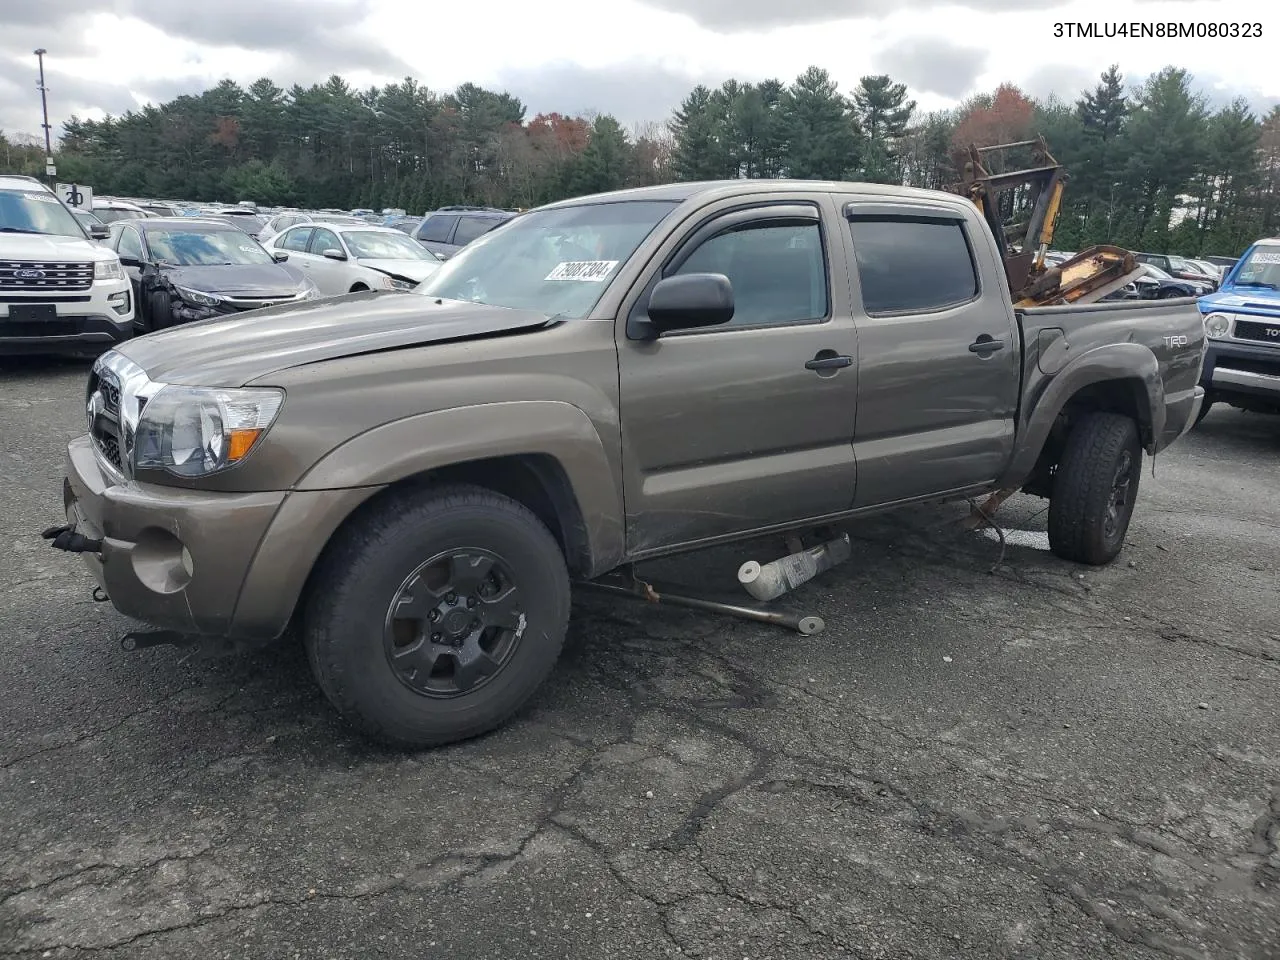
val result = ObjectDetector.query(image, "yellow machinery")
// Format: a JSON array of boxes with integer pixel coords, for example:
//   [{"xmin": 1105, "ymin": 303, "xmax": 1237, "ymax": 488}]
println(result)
[{"xmin": 951, "ymin": 137, "xmax": 1144, "ymax": 306}]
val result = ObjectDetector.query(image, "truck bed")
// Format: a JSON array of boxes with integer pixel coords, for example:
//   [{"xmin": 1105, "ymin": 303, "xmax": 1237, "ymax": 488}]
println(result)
[{"xmin": 1014, "ymin": 296, "xmax": 1206, "ymax": 458}]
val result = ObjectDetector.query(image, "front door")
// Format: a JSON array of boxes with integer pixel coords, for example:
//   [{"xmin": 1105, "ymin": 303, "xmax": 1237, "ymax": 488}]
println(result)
[
  {"xmin": 839, "ymin": 199, "xmax": 1020, "ymax": 508},
  {"xmin": 113, "ymin": 224, "xmax": 146, "ymax": 326},
  {"xmin": 305, "ymin": 227, "xmax": 346, "ymax": 295},
  {"xmin": 616, "ymin": 198, "xmax": 859, "ymax": 554}
]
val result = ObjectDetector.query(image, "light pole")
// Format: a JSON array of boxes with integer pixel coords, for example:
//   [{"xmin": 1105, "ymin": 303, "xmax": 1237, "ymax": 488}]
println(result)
[{"xmin": 34, "ymin": 48, "xmax": 54, "ymax": 183}]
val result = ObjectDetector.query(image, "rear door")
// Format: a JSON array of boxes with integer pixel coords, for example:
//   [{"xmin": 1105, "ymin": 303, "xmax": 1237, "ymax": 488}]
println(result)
[
  {"xmin": 616, "ymin": 196, "xmax": 859, "ymax": 553},
  {"xmin": 840, "ymin": 199, "xmax": 1020, "ymax": 507},
  {"xmin": 274, "ymin": 225, "xmax": 317, "ymax": 288}
]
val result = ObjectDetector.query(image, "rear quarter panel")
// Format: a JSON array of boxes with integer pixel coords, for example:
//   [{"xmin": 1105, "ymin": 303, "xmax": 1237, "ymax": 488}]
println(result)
[{"xmin": 1001, "ymin": 297, "xmax": 1205, "ymax": 486}]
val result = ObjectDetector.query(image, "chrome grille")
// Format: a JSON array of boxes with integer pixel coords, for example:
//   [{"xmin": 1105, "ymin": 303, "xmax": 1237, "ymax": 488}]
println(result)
[
  {"xmin": 223, "ymin": 292, "xmax": 307, "ymax": 311},
  {"xmin": 0, "ymin": 261, "xmax": 94, "ymax": 292},
  {"xmin": 88, "ymin": 370, "xmax": 125, "ymax": 472}
]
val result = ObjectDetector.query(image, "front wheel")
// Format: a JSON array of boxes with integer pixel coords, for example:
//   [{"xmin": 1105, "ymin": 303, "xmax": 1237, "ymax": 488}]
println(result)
[
  {"xmin": 145, "ymin": 291, "xmax": 173, "ymax": 331},
  {"xmin": 1047, "ymin": 412, "xmax": 1143, "ymax": 565},
  {"xmin": 303, "ymin": 483, "xmax": 571, "ymax": 748}
]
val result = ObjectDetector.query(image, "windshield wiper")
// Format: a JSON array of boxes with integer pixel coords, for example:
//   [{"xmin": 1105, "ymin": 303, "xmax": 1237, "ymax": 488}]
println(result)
[
  {"xmin": 0, "ymin": 227, "xmax": 41, "ymax": 234},
  {"xmin": 1233, "ymin": 280, "xmax": 1278, "ymax": 289}
]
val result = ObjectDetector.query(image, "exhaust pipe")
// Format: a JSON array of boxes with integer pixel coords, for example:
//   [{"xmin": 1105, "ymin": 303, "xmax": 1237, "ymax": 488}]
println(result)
[{"xmin": 738, "ymin": 532, "xmax": 852, "ymax": 603}]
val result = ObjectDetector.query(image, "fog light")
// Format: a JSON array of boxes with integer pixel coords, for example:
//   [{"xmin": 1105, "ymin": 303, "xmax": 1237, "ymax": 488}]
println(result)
[
  {"xmin": 1203, "ymin": 312, "xmax": 1231, "ymax": 339},
  {"xmin": 108, "ymin": 290, "xmax": 131, "ymax": 316}
]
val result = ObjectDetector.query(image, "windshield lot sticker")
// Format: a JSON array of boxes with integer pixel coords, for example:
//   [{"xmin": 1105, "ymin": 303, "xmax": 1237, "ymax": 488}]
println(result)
[
  {"xmin": 545, "ymin": 260, "xmax": 618, "ymax": 282},
  {"xmin": 24, "ymin": 192, "xmax": 58, "ymax": 202},
  {"xmin": 1248, "ymin": 251, "xmax": 1280, "ymax": 264}
]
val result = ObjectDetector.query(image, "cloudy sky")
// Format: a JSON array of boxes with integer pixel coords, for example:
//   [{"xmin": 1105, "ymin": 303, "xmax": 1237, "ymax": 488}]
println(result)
[{"xmin": 0, "ymin": 0, "xmax": 1274, "ymax": 142}]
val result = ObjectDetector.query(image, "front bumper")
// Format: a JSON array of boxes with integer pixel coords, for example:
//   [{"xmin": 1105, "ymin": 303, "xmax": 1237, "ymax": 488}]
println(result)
[
  {"xmin": 0, "ymin": 313, "xmax": 133, "ymax": 355},
  {"xmin": 62, "ymin": 435, "xmax": 285, "ymax": 636},
  {"xmin": 59, "ymin": 435, "xmax": 381, "ymax": 641},
  {"xmin": 1200, "ymin": 340, "xmax": 1280, "ymax": 404}
]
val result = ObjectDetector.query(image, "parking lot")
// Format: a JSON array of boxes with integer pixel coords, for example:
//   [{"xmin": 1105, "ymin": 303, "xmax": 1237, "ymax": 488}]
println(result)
[{"xmin": 1, "ymin": 356, "xmax": 1277, "ymax": 959}]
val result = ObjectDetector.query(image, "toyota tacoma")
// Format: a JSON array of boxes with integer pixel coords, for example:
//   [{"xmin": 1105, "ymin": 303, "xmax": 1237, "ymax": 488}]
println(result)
[{"xmin": 48, "ymin": 180, "xmax": 1206, "ymax": 747}]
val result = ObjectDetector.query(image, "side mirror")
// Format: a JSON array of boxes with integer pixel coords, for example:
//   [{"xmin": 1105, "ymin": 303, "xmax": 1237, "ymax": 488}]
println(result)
[
  {"xmin": 88, "ymin": 223, "xmax": 109, "ymax": 240},
  {"xmin": 272, "ymin": 250, "xmax": 289, "ymax": 262},
  {"xmin": 321, "ymin": 248, "xmax": 347, "ymax": 261},
  {"xmin": 118, "ymin": 255, "xmax": 141, "ymax": 268},
  {"xmin": 645, "ymin": 273, "xmax": 734, "ymax": 333}
]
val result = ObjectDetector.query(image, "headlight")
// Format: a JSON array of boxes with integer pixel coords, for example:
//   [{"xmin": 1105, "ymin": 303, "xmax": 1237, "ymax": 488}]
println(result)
[
  {"xmin": 1203, "ymin": 312, "xmax": 1232, "ymax": 339},
  {"xmin": 173, "ymin": 285, "xmax": 222, "ymax": 307},
  {"xmin": 133, "ymin": 385, "xmax": 284, "ymax": 477},
  {"xmin": 94, "ymin": 258, "xmax": 123, "ymax": 280},
  {"xmin": 379, "ymin": 275, "xmax": 416, "ymax": 291}
]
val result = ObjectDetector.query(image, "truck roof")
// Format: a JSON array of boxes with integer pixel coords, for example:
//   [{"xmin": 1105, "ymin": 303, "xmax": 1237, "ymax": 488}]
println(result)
[{"xmin": 540, "ymin": 179, "xmax": 969, "ymax": 210}]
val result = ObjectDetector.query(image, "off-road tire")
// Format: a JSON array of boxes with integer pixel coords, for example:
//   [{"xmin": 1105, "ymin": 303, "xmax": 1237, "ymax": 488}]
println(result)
[
  {"xmin": 303, "ymin": 483, "xmax": 571, "ymax": 748},
  {"xmin": 1047, "ymin": 412, "xmax": 1143, "ymax": 566}
]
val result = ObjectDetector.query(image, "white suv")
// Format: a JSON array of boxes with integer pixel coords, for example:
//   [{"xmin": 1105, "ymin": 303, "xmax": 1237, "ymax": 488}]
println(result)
[{"xmin": 0, "ymin": 175, "xmax": 134, "ymax": 357}]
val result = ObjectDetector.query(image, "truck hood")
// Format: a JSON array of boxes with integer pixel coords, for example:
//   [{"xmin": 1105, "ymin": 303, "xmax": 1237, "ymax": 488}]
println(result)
[
  {"xmin": 1198, "ymin": 286, "xmax": 1280, "ymax": 317},
  {"xmin": 0, "ymin": 231, "xmax": 116, "ymax": 263},
  {"xmin": 116, "ymin": 292, "xmax": 555, "ymax": 386}
]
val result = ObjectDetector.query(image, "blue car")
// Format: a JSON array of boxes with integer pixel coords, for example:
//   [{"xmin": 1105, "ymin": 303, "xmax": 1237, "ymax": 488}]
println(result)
[{"xmin": 1195, "ymin": 238, "xmax": 1280, "ymax": 423}]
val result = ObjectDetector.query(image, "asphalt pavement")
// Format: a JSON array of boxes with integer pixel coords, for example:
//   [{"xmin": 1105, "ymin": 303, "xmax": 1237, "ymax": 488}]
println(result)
[{"xmin": 1, "ymin": 355, "xmax": 1277, "ymax": 960}]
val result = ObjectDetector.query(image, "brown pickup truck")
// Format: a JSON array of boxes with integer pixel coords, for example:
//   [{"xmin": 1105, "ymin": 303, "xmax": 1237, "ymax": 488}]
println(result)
[{"xmin": 48, "ymin": 179, "xmax": 1206, "ymax": 747}]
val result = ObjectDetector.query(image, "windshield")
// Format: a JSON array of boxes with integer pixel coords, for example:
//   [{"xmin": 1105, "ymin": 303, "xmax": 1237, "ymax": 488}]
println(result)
[
  {"xmin": 414, "ymin": 200, "xmax": 680, "ymax": 319},
  {"xmin": 344, "ymin": 230, "xmax": 439, "ymax": 261},
  {"xmin": 145, "ymin": 228, "xmax": 276, "ymax": 266},
  {"xmin": 1230, "ymin": 246, "xmax": 1280, "ymax": 288},
  {"xmin": 0, "ymin": 187, "xmax": 87, "ymax": 238}
]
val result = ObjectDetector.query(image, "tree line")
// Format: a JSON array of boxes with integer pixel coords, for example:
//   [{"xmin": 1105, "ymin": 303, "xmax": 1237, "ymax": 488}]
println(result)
[{"xmin": 2, "ymin": 64, "xmax": 1277, "ymax": 257}]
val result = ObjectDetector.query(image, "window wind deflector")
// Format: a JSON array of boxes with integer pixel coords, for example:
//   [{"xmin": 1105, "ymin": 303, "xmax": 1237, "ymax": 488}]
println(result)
[{"xmin": 844, "ymin": 202, "xmax": 966, "ymax": 222}]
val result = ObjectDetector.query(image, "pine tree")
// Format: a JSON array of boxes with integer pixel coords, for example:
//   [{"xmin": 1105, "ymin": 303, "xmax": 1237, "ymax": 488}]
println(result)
[
  {"xmin": 783, "ymin": 66, "xmax": 860, "ymax": 180},
  {"xmin": 852, "ymin": 75, "xmax": 916, "ymax": 183}
]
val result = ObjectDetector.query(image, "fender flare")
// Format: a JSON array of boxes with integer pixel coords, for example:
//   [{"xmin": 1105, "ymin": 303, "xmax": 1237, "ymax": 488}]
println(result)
[
  {"xmin": 296, "ymin": 399, "xmax": 625, "ymax": 567},
  {"xmin": 999, "ymin": 342, "xmax": 1164, "ymax": 488}
]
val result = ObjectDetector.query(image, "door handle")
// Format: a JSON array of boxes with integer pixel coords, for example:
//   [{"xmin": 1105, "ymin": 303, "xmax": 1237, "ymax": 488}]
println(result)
[
  {"xmin": 805, "ymin": 353, "xmax": 854, "ymax": 371},
  {"xmin": 969, "ymin": 335, "xmax": 1005, "ymax": 355}
]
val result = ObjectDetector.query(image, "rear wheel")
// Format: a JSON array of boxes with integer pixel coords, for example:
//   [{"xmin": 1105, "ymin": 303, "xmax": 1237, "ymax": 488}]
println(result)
[
  {"xmin": 303, "ymin": 484, "xmax": 571, "ymax": 748},
  {"xmin": 1047, "ymin": 412, "xmax": 1143, "ymax": 565}
]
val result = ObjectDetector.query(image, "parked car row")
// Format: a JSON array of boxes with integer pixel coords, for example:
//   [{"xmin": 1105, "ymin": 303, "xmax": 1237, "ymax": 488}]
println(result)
[
  {"xmin": 0, "ymin": 174, "xmax": 464, "ymax": 356},
  {"xmin": 84, "ymin": 193, "xmax": 521, "ymax": 262}
]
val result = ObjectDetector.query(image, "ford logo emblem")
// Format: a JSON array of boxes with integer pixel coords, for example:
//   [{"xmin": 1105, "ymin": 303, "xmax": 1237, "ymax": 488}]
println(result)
[{"xmin": 15, "ymin": 269, "xmax": 46, "ymax": 280}]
